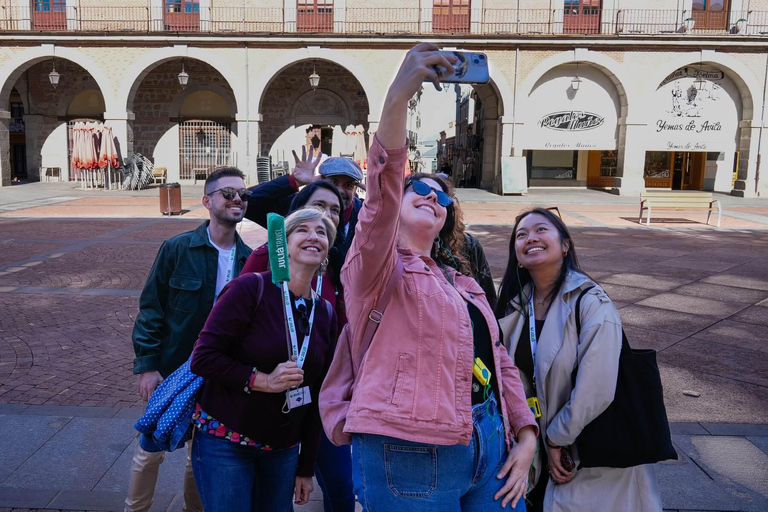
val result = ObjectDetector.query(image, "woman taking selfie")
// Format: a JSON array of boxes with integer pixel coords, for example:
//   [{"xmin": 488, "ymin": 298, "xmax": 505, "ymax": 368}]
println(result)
[
  {"xmin": 190, "ymin": 207, "xmax": 338, "ymax": 511},
  {"xmin": 321, "ymin": 43, "xmax": 537, "ymax": 511},
  {"xmin": 496, "ymin": 208, "xmax": 662, "ymax": 512},
  {"xmin": 241, "ymin": 176, "xmax": 356, "ymax": 512}
]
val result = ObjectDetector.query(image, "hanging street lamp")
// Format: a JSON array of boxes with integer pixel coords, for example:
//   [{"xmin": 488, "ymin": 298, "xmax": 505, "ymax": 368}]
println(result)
[
  {"xmin": 178, "ymin": 61, "xmax": 189, "ymax": 89},
  {"xmin": 48, "ymin": 61, "xmax": 60, "ymax": 89},
  {"xmin": 309, "ymin": 62, "xmax": 320, "ymax": 91}
]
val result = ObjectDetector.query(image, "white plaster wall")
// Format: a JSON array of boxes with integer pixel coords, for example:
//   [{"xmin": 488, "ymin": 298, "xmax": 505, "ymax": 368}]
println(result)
[
  {"xmin": 520, "ymin": 63, "xmax": 621, "ymax": 150},
  {"xmin": 40, "ymin": 123, "xmax": 68, "ymax": 179},
  {"xmin": 154, "ymin": 124, "xmax": 180, "ymax": 182}
]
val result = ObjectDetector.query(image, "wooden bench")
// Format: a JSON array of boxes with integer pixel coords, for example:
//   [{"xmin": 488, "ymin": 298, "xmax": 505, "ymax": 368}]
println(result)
[
  {"xmin": 152, "ymin": 166, "xmax": 167, "ymax": 184},
  {"xmin": 639, "ymin": 191, "xmax": 722, "ymax": 227}
]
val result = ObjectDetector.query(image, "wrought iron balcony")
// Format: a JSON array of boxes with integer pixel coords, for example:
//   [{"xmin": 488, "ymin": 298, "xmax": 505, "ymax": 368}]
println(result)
[{"xmin": 0, "ymin": 6, "xmax": 764, "ymax": 37}]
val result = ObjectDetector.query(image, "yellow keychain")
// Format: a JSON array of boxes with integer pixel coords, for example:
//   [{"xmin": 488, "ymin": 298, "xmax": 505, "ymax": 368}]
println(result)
[
  {"xmin": 473, "ymin": 357, "xmax": 491, "ymax": 386},
  {"xmin": 527, "ymin": 396, "xmax": 542, "ymax": 418}
]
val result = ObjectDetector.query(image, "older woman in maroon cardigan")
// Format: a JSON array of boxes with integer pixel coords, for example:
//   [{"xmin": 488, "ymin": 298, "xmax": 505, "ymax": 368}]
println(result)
[{"xmin": 190, "ymin": 206, "xmax": 338, "ymax": 512}]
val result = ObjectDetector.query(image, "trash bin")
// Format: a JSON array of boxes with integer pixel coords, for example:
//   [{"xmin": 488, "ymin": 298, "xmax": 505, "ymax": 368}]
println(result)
[{"xmin": 159, "ymin": 183, "xmax": 182, "ymax": 215}]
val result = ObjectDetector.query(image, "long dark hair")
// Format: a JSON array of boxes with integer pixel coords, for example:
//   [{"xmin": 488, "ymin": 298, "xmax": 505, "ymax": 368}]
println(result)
[
  {"xmin": 288, "ymin": 180, "xmax": 345, "ymax": 284},
  {"xmin": 404, "ymin": 173, "xmax": 470, "ymax": 275},
  {"xmin": 494, "ymin": 208, "xmax": 584, "ymax": 319}
]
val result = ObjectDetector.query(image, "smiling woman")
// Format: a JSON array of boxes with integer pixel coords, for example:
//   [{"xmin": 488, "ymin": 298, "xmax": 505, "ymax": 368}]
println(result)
[
  {"xmin": 190, "ymin": 205, "xmax": 339, "ymax": 511},
  {"xmin": 496, "ymin": 208, "xmax": 663, "ymax": 512},
  {"xmin": 319, "ymin": 43, "xmax": 538, "ymax": 512}
]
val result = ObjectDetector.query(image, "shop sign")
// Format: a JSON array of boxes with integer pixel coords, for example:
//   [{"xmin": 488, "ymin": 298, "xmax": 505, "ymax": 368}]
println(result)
[
  {"xmin": 539, "ymin": 111, "xmax": 605, "ymax": 132},
  {"xmin": 659, "ymin": 67, "xmax": 724, "ymax": 88},
  {"xmin": 543, "ymin": 141, "xmax": 599, "ymax": 149}
]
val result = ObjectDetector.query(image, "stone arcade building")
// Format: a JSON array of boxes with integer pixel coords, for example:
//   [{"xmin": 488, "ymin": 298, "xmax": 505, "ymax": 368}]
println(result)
[{"xmin": 1, "ymin": 0, "xmax": 767, "ymax": 197}]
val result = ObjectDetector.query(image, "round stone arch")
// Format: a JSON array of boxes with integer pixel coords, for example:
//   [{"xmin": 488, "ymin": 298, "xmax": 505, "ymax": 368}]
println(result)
[
  {"xmin": 288, "ymin": 89, "xmax": 351, "ymax": 127},
  {"xmin": 55, "ymin": 80, "xmax": 105, "ymax": 117},
  {"xmin": 252, "ymin": 48, "xmax": 380, "ymax": 118},
  {"xmin": 646, "ymin": 51, "xmax": 762, "ymax": 195},
  {"xmin": 116, "ymin": 47, "xmax": 245, "ymax": 117},
  {"xmin": 645, "ymin": 51, "xmax": 760, "ymax": 122},
  {"xmin": 518, "ymin": 50, "xmax": 633, "ymax": 120},
  {"xmin": 0, "ymin": 46, "xmax": 116, "ymax": 113},
  {"xmin": 167, "ymin": 83, "xmax": 237, "ymax": 120}
]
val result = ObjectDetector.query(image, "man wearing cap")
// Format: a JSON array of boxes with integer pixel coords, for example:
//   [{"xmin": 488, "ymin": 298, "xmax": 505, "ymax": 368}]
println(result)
[{"xmin": 245, "ymin": 148, "xmax": 364, "ymax": 261}]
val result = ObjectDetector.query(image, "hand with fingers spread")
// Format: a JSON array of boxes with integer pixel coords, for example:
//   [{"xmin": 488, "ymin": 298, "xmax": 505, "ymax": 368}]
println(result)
[
  {"xmin": 495, "ymin": 425, "xmax": 537, "ymax": 509},
  {"xmin": 291, "ymin": 145, "xmax": 322, "ymax": 187},
  {"xmin": 546, "ymin": 441, "xmax": 575, "ymax": 485}
]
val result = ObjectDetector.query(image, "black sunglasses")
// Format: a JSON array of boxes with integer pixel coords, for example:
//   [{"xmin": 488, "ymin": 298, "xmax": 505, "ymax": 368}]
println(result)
[
  {"xmin": 408, "ymin": 180, "xmax": 453, "ymax": 208},
  {"xmin": 208, "ymin": 187, "xmax": 251, "ymax": 201}
]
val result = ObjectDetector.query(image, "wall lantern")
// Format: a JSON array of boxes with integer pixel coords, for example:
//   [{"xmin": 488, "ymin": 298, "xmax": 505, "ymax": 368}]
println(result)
[
  {"xmin": 571, "ymin": 62, "xmax": 582, "ymax": 91},
  {"xmin": 48, "ymin": 63, "xmax": 60, "ymax": 89},
  {"xmin": 309, "ymin": 62, "xmax": 320, "ymax": 91},
  {"xmin": 694, "ymin": 73, "xmax": 706, "ymax": 91},
  {"xmin": 178, "ymin": 61, "xmax": 189, "ymax": 89}
]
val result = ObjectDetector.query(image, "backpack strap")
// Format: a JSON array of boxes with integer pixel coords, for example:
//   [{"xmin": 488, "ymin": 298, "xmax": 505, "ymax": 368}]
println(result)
[
  {"xmin": 575, "ymin": 285, "xmax": 597, "ymax": 334},
  {"xmin": 359, "ymin": 257, "xmax": 404, "ymax": 354}
]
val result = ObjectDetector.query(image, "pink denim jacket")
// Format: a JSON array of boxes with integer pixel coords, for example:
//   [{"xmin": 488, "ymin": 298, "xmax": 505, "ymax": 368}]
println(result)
[{"xmin": 319, "ymin": 136, "xmax": 537, "ymax": 448}]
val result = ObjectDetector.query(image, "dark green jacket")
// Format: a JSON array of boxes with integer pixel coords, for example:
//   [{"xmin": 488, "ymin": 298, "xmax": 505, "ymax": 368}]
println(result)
[{"xmin": 132, "ymin": 221, "xmax": 252, "ymax": 377}]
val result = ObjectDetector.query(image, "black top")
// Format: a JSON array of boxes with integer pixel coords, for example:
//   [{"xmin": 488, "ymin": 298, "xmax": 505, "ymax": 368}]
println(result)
[
  {"xmin": 468, "ymin": 303, "xmax": 500, "ymax": 405},
  {"xmin": 515, "ymin": 318, "xmax": 545, "ymax": 386}
]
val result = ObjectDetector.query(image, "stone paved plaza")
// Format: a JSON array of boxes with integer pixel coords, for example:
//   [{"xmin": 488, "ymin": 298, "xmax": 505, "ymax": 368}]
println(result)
[{"xmin": 0, "ymin": 183, "xmax": 766, "ymax": 511}]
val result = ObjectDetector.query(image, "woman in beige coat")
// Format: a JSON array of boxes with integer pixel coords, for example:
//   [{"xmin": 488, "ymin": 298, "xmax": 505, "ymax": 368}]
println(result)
[{"xmin": 495, "ymin": 208, "xmax": 662, "ymax": 512}]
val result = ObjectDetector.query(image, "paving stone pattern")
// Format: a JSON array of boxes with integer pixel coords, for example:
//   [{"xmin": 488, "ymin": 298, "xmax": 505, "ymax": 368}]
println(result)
[{"xmin": 0, "ymin": 191, "xmax": 766, "ymax": 511}]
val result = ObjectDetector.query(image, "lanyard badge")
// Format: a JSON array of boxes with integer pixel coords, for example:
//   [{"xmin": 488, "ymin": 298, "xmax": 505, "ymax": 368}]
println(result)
[
  {"xmin": 527, "ymin": 289, "xmax": 542, "ymax": 419},
  {"xmin": 267, "ymin": 213, "xmax": 317, "ymax": 413}
]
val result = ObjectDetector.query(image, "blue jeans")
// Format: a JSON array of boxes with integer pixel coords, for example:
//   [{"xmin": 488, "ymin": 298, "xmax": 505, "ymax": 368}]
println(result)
[
  {"xmin": 315, "ymin": 430, "xmax": 355, "ymax": 512},
  {"xmin": 192, "ymin": 430, "xmax": 299, "ymax": 512},
  {"xmin": 352, "ymin": 393, "xmax": 526, "ymax": 512}
]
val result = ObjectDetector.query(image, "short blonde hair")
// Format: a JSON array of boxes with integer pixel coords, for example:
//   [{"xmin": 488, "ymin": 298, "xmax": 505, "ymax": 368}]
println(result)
[{"xmin": 284, "ymin": 206, "xmax": 337, "ymax": 269}]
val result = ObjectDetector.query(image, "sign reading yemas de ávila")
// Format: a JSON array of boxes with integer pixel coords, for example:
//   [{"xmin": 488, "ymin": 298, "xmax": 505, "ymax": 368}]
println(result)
[{"xmin": 539, "ymin": 111, "xmax": 605, "ymax": 132}]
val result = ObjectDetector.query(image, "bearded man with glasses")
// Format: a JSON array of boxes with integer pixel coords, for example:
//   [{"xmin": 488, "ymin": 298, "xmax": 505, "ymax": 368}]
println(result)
[{"xmin": 125, "ymin": 167, "xmax": 253, "ymax": 512}]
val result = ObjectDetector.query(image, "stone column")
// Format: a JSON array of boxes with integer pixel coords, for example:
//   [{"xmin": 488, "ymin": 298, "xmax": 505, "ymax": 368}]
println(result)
[
  {"xmin": 283, "ymin": 0, "xmax": 297, "ymax": 32},
  {"xmin": 236, "ymin": 115, "xmax": 261, "ymax": 186},
  {"xmin": 104, "ymin": 112, "xmax": 134, "ymax": 165},
  {"xmin": 732, "ymin": 119, "xmax": 761, "ymax": 198},
  {"xmin": 470, "ymin": 0, "xmax": 483, "ymax": 34},
  {"xmin": 0, "ymin": 110, "xmax": 9, "ymax": 187},
  {"xmin": 481, "ymin": 117, "xmax": 499, "ymax": 190},
  {"xmin": 612, "ymin": 118, "xmax": 646, "ymax": 196},
  {"xmin": 334, "ymin": 0, "xmax": 346, "ymax": 33},
  {"xmin": 23, "ymin": 114, "xmax": 43, "ymax": 182}
]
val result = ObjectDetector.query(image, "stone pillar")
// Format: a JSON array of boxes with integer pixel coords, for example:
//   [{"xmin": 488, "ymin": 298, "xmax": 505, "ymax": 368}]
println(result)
[
  {"xmin": 481, "ymin": 117, "xmax": 498, "ymax": 190},
  {"xmin": 283, "ymin": 0, "xmax": 297, "ymax": 32},
  {"xmin": 104, "ymin": 112, "xmax": 133, "ymax": 166},
  {"xmin": 470, "ymin": 0, "xmax": 483, "ymax": 34},
  {"xmin": 612, "ymin": 118, "xmax": 646, "ymax": 196},
  {"xmin": 0, "ymin": 110, "xmax": 9, "ymax": 187},
  {"xmin": 732, "ymin": 120, "xmax": 761, "ymax": 198},
  {"xmin": 66, "ymin": 0, "xmax": 79, "ymax": 30},
  {"xmin": 421, "ymin": 5, "xmax": 433, "ymax": 33},
  {"xmin": 334, "ymin": 0, "xmax": 346, "ymax": 33},
  {"xmin": 199, "ymin": 0, "xmax": 211, "ymax": 32},
  {"xmin": 236, "ymin": 116, "xmax": 261, "ymax": 186},
  {"xmin": 23, "ymin": 114, "xmax": 44, "ymax": 182}
]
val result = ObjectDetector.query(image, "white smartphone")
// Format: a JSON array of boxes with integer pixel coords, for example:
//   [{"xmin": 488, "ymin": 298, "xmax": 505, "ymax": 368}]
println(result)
[{"xmin": 432, "ymin": 51, "xmax": 490, "ymax": 84}]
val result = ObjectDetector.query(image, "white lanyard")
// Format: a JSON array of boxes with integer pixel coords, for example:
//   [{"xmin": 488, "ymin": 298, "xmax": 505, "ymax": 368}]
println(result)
[
  {"xmin": 224, "ymin": 245, "xmax": 236, "ymax": 284},
  {"xmin": 528, "ymin": 288, "xmax": 538, "ymax": 383},
  {"xmin": 281, "ymin": 282, "xmax": 318, "ymax": 369}
]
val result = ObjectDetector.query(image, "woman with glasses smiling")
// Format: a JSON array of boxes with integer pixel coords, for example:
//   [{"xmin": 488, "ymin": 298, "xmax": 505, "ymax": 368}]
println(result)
[
  {"xmin": 190, "ymin": 206, "xmax": 339, "ymax": 511},
  {"xmin": 320, "ymin": 43, "xmax": 537, "ymax": 511}
]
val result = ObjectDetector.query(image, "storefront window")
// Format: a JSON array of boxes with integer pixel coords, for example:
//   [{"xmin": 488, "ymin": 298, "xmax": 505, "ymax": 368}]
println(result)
[
  {"xmin": 644, "ymin": 151, "xmax": 670, "ymax": 179},
  {"xmin": 600, "ymin": 150, "xmax": 617, "ymax": 177},
  {"xmin": 530, "ymin": 150, "xmax": 577, "ymax": 179}
]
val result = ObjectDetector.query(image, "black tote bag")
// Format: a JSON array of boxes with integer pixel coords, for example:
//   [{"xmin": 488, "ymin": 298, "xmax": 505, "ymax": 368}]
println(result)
[{"xmin": 572, "ymin": 286, "xmax": 677, "ymax": 469}]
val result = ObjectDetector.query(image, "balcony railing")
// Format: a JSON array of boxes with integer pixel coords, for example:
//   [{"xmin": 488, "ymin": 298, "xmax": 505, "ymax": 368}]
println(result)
[{"xmin": 0, "ymin": 6, "xmax": 766, "ymax": 36}]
